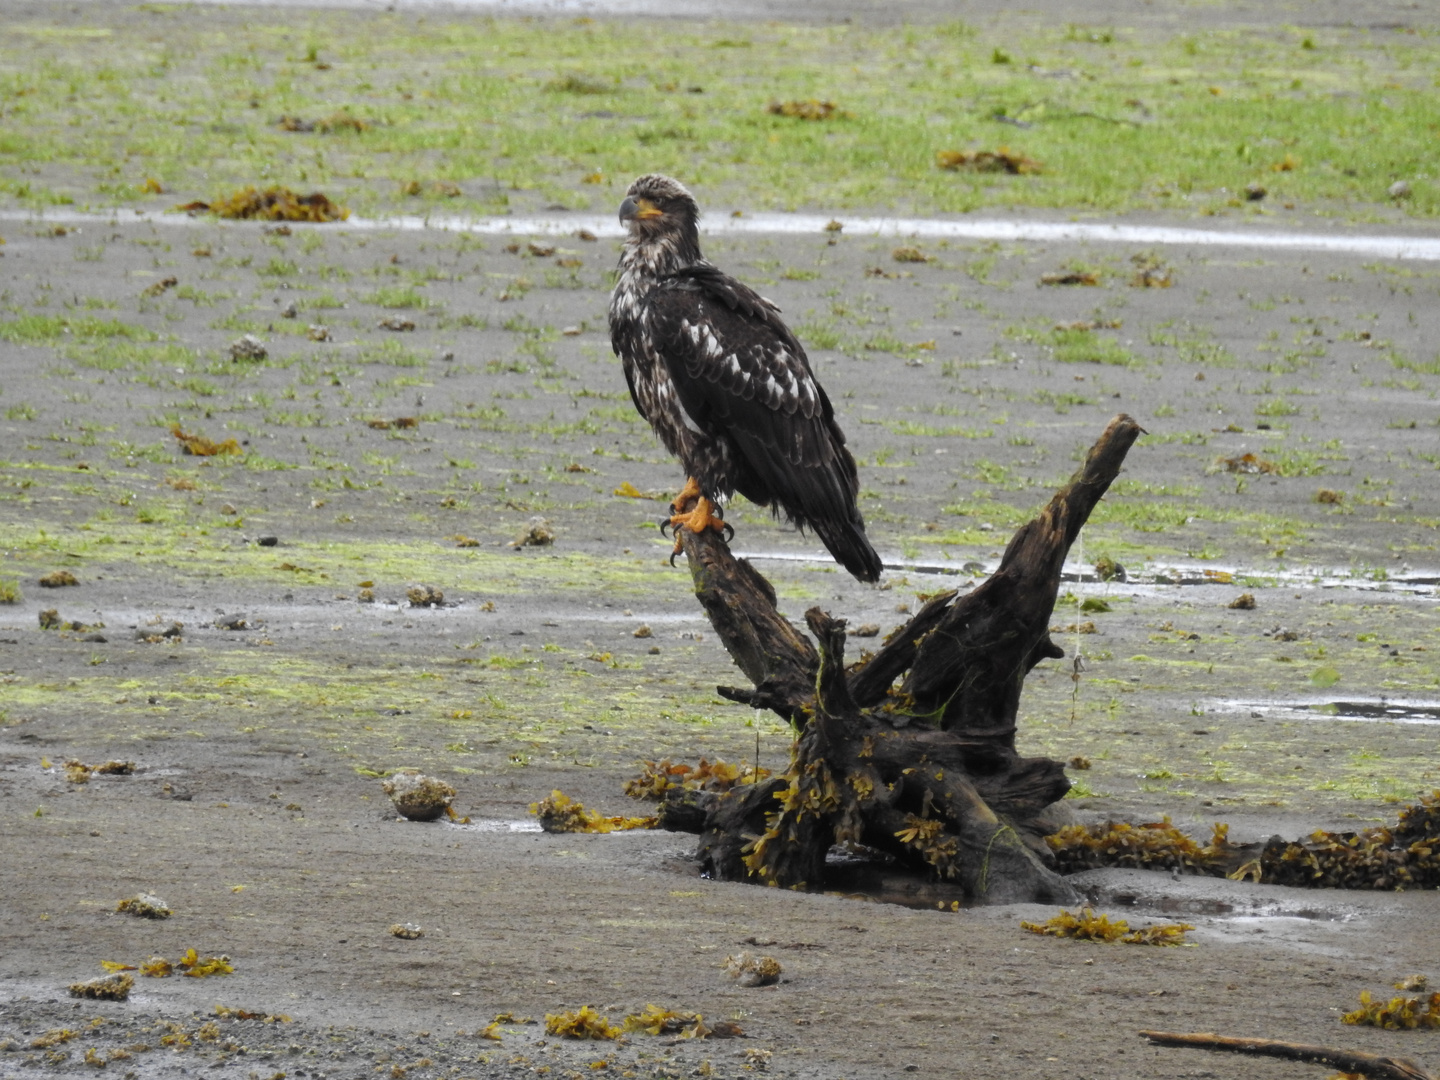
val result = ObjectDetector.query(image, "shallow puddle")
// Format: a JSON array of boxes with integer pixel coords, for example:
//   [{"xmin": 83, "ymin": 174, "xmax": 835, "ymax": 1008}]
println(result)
[
  {"xmin": 1227, "ymin": 699, "xmax": 1440, "ymax": 726},
  {"xmin": 446, "ymin": 818, "xmax": 543, "ymax": 833}
]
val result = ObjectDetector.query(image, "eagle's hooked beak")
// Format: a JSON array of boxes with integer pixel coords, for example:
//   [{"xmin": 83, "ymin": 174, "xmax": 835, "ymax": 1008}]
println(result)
[{"xmin": 618, "ymin": 196, "xmax": 664, "ymax": 223}]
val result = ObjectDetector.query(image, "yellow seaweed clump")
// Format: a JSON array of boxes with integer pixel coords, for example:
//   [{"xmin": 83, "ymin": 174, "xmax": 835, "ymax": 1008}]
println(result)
[
  {"xmin": 623, "ymin": 758, "xmax": 769, "ymax": 800},
  {"xmin": 171, "ymin": 425, "xmax": 242, "ymax": 457},
  {"xmin": 178, "ymin": 949, "xmax": 234, "ymax": 977},
  {"xmin": 1045, "ymin": 819, "xmax": 1234, "ymax": 874},
  {"xmin": 178, "ymin": 186, "xmax": 349, "ymax": 222},
  {"xmin": 544, "ymin": 1006, "xmax": 622, "ymax": 1041},
  {"xmin": 1343, "ymin": 990, "xmax": 1440, "ymax": 1030},
  {"xmin": 622, "ymin": 1004, "xmax": 700, "ymax": 1036},
  {"xmin": 531, "ymin": 790, "xmax": 656, "ymax": 834},
  {"xmin": 1021, "ymin": 907, "xmax": 1193, "ymax": 945},
  {"xmin": 64, "ymin": 759, "xmax": 135, "ymax": 784}
]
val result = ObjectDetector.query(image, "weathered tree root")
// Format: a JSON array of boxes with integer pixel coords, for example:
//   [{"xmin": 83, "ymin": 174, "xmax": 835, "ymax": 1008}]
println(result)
[
  {"xmin": 1139, "ymin": 1030, "xmax": 1437, "ymax": 1080},
  {"xmin": 671, "ymin": 414, "xmax": 1143, "ymax": 904}
]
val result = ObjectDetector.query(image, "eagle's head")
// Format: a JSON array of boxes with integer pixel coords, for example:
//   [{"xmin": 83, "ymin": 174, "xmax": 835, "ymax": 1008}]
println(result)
[{"xmin": 619, "ymin": 174, "xmax": 699, "ymax": 246}]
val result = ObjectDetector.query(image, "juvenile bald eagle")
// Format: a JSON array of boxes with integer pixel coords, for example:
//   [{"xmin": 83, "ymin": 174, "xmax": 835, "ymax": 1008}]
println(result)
[{"xmin": 607, "ymin": 174, "xmax": 882, "ymax": 583}]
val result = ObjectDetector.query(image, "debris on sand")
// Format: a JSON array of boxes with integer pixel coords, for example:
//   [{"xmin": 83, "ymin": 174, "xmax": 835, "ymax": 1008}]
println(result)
[
  {"xmin": 1047, "ymin": 818, "xmax": 1236, "ymax": 874},
  {"xmin": 1049, "ymin": 792, "xmax": 1440, "ymax": 890},
  {"xmin": 1397, "ymin": 975, "xmax": 1430, "ymax": 992},
  {"xmin": 171, "ymin": 424, "xmax": 242, "ymax": 456},
  {"xmin": 29, "ymin": 1029, "xmax": 79, "ymax": 1049},
  {"xmin": 1214, "ymin": 452, "xmax": 1278, "ymax": 475},
  {"xmin": 1090, "ymin": 555, "xmax": 1125, "ymax": 582},
  {"xmin": 723, "ymin": 951, "xmax": 782, "ymax": 987},
  {"xmin": 213, "ymin": 1005, "xmax": 293, "ymax": 1023},
  {"xmin": 1316, "ymin": 488, "xmax": 1345, "ymax": 504},
  {"xmin": 1057, "ymin": 318, "xmax": 1122, "ymax": 332},
  {"xmin": 621, "ymin": 1004, "xmax": 740, "ymax": 1039},
  {"xmin": 1021, "ymin": 907, "xmax": 1194, "ymax": 945},
  {"xmin": 39, "ymin": 608, "xmax": 62, "ymax": 629},
  {"xmin": 367, "ymin": 416, "xmax": 419, "ymax": 430},
  {"xmin": 389, "ymin": 923, "xmax": 424, "ymax": 940},
  {"xmin": 228, "ymin": 334, "xmax": 268, "ymax": 362},
  {"xmin": 1040, "ymin": 269, "xmax": 1100, "ymax": 286},
  {"xmin": 382, "ymin": 770, "xmax": 456, "ymax": 821},
  {"xmin": 544, "ymin": 1006, "xmax": 622, "ymax": 1040},
  {"xmin": 1229, "ymin": 593, "xmax": 1256, "ymax": 610},
  {"xmin": 68, "ymin": 974, "xmax": 133, "ymax": 1001},
  {"xmin": 1130, "ymin": 252, "xmax": 1174, "ymax": 288},
  {"xmin": 141, "ymin": 957, "xmax": 173, "ymax": 978},
  {"xmin": 892, "ymin": 246, "xmax": 928, "ymax": 263},
  {"xmin": 116, "ymin": 893, "xmax": 170, "ymax": 919},
  {"xmin": 766, "ymin": 99, "xmax": 838, "ymax": 121},
  {"xmin": 277, "ymin": 112, "xmax": 371, "ymax": 134},
  {"xmin": 936, "ymin": 147, "xmax": 1041, "ymax": 174},
  {"xmin": 1343, "ymin": 989, "xmax": 1440, "ymax": 1030},
  {"xmin": 38, "ymin": 570, "xmax": 78, "ymax": 588},
  {"xmin": 511, "ymin": 517, "xmax": 556, "ymax": 547},
  {"xmin": 64, "ymin": 759, "xmax": 135, "ymax": 784},
  {"xmin": 177, "ymin": 949, "xmax": 234, "ymax": 977},
  {"xmin": 177, "ymin": 186, "xmax": 349, "ymax": 223},
  {"xmin": 406, "ymin": 584, "xmax": 444, "ymax": 607},
  {"xmin": 135, "ymin": 621, "xmax": 183, "ymax": 643},
  {"xmin": 142, "ymin": 275, "xmax": 179, "ymax": 298},
  {"xmin": 530, "ymin": 790, "xmax": 657, "ymax": 833},
  {"xmin": 215, "ymin": 614, "xmax": 254, "ymax": 630},
  {"xmin": 377, "ymin": 316, "xmax": 415, "ymax": 332},
  {"xmin": 622, "ymin": 1004, "xmax": 700, "ymax": 1036}
]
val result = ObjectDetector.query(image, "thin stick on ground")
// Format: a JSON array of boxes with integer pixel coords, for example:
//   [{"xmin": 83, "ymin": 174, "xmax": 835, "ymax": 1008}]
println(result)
[{"xmin": 1138, "ymin": 1030, "xmax": 1437, "ymax": 1080}]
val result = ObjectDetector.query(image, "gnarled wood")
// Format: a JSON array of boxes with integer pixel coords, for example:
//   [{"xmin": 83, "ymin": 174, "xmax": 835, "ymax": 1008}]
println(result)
[
  {"xmin": 674, "ymin": 415, "xmax": 1143, "ymax": 904},
  {"xmin": 1139, "ymin": 1030, "xmax": 1436, "ymax": 1080}
]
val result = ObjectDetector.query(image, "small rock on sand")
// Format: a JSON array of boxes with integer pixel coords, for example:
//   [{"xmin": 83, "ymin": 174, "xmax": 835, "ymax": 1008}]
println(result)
[
  {"xmin": 382, "ymin": 770, "xmax": 456, "ymax": 821},
  {"xmin": 117, "ymin": 893, "xmax": 172, "ymax": 919}
]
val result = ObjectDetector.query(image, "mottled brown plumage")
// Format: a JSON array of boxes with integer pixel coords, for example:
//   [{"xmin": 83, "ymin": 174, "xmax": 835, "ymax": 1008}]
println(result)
[{"xmin": 608, "ymin": 174, "xmax": 881, "ymax": 582}]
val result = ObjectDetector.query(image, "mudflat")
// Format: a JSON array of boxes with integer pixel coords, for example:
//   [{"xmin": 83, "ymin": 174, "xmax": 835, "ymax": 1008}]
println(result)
[{"xmin": 2, "ymin": 3, "xmax": 1440, "ymax": 1079}]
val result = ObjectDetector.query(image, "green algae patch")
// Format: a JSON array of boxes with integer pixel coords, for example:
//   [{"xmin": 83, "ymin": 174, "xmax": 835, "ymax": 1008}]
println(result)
[{"xmin": 1, "ymin": 11, "xmax": 1437, "ymax": 219}]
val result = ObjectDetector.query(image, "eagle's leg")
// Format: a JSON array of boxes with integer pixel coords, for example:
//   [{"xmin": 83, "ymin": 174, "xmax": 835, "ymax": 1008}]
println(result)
[
  {"xmin": 668, "ymin": 475, "xmax": 705, "ymax": 517},
  {"xmin": 665, "ymin": 481, "xmax": 730, "ymax": 565}
]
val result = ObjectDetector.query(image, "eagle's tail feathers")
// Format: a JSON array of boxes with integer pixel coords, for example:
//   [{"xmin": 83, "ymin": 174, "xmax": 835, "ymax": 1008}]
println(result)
[{"xmin": 811, "ymin": 517, "xmax": 883, "ymax": 583}]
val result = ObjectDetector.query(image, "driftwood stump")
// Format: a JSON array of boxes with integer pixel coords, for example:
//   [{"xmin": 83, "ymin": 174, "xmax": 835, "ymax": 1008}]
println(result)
[{"xmin": 667, "ymin": 414, "xmax": 1143, "ymax": 904}]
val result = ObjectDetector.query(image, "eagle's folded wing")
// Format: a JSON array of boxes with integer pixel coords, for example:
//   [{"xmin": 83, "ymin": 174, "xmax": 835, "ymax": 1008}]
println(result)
[{"xmin": 645, "ymin": 273, "xmax": 880, "ymax": 581}]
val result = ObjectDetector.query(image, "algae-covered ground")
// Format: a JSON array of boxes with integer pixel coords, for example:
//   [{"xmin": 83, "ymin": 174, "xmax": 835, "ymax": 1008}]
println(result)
[{"xmin": 2, "ymin": 2, "xmax": 1440, "ymax": 1079}]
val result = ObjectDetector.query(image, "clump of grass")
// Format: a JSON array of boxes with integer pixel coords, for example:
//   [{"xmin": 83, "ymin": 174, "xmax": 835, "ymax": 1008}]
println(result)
[{"xmin": 0, "ymin": 578, "xmax": 21, "ymax": 604}]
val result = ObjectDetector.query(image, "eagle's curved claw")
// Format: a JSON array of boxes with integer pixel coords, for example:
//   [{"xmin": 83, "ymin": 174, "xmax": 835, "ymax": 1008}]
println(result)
[
  {"xmin": 659, "ymin": 518, "xmax": 673, "ymax": 539},
  {"xmin": 720, "ymin": 522, "xmax": 735, "ymax": 543},
  {"xmin": 668, "ymin": 548, "xmax": 681, "ymax": 568}
]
